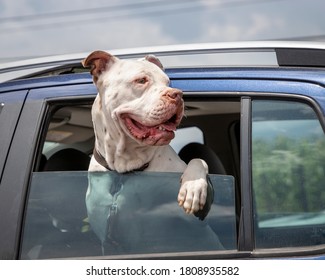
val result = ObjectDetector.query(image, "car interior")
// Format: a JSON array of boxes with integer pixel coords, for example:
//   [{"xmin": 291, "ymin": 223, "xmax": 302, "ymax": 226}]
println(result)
[
  {"xmin": 37, "ymin": 98, "xmax": 241, "ymax": 179},
  {"xmin": 36, "ymin": 98, "xmax": 242, "ymax": 224}
]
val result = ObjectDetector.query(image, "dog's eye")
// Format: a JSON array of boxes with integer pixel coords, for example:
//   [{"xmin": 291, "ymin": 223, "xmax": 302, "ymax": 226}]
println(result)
[{"xmin": 135, "ymin": 77, "xmax": 148, "ymax": 84}]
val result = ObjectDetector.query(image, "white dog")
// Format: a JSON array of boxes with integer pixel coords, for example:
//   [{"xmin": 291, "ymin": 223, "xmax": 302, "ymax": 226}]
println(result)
[{"xmin": 82, "ymin": 51, "xmax": 212, "ymax": 217}]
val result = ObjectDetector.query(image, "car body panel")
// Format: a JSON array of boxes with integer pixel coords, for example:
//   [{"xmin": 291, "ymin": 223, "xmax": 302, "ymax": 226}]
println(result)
[
  {"xmin": 2, "ymin": 67, "xmax": 325, "ymax": 114},
  {"xmin": 0, "ymin": 90, "xmax": 28, "ymax": 181}
]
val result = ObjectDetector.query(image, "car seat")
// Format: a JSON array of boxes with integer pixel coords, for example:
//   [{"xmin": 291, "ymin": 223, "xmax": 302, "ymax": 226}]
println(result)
[
  {"xmin": 27, "ymin": 148, "xmax": 99, "ymax": 258},
  {"xmin": 178, "ymin": 142, "xmax": 226, "ymax": 174},
  {"xmin": 43, "ymin": 148, "xmax": 91, "ymax": 171}
]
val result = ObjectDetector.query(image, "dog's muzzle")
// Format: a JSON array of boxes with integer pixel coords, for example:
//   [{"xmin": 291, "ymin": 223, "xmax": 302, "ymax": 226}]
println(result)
[{"xmin": 121, "ymin": 88, "xmax": 184, "ymax": 146}]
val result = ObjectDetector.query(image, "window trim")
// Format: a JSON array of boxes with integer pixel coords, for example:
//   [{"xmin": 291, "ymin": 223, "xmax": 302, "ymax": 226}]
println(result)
[
  {"xmin": 238, "ymin": 97, "xmax": 254, "ymax": 252},
  {"xmin": 247, "ymin": 93, "xmax": 325, "ymax": 133}
]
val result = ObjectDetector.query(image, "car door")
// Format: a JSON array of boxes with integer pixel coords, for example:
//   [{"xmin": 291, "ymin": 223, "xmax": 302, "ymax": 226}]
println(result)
[{"xmin": 0, "ymin": 81, "xmax": 96, "ymax": 259}]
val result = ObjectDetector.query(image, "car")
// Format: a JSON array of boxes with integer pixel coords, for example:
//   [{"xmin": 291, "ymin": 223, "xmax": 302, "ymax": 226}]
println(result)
[{"xmin": 0, "ymin": 41, "xmax": 325, "ymax": 260}]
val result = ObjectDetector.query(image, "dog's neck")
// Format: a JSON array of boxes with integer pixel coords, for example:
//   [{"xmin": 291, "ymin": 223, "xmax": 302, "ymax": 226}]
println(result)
[
  {"xmin": 92, "ymin": 147, "xmax": 149, "ymax": 172},
  {"xmin": 94, "ymin": 135, "xmax": 157, "ymax": 173}
]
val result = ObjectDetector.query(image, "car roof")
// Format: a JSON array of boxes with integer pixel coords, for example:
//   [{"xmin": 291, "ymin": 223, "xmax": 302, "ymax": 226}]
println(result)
[
  {"xmin": 1, "ymin": 41, "xmax": 325, "ymax": 115},
  {"xmin": 2, "ymin": 41, "xmax": 325, "ymax": 83}
]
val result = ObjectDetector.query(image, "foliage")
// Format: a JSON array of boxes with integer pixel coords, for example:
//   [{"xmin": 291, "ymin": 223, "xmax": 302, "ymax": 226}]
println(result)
[{"xmin": 252, "ymin": 135, "xmax": 325, "ymax": 215}]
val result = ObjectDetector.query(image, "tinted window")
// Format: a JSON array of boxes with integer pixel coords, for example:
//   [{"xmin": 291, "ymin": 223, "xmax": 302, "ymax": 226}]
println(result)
[
  {"xmin": 21, "ymin": 171, "xmax": 236, "ymax": 259},
  {"xmin": 252, "ymin": 100, "xmax": 325, "ymax": 248}
]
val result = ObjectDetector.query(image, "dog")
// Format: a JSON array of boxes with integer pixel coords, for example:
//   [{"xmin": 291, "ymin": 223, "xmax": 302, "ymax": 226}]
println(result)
[{"xmin": 82, "ymin": 50, "xmax": 212, "ymax": 217}]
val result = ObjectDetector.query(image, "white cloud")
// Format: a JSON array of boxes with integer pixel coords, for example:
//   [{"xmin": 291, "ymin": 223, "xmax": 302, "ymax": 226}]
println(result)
[
  {"xmin": 81, "ymin": 19, "xmax": 177, "ymax": 51},
  {"xmin": 0, "ymin": 2, "xmax": 178, "ymax": 59},
  {"xmin": 197, "ymin": 10, "xmax": 287, "ymax": 42},
  {"xmin": 246, "ymin": 14, "xmax": 285, "ymax": 38}
]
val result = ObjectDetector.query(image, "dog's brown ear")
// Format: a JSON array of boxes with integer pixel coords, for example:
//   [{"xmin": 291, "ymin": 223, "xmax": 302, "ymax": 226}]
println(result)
[
  {"xmin": 82, "ymin": 51, "xmax": 117, "ymax": 83},
  {"xmin": 145, "ymin": 55, "xmax": 164, "ymax": 71}
]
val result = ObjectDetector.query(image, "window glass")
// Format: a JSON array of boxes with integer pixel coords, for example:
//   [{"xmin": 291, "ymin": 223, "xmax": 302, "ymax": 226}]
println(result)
[
  {"xmin": 21, "ymin": 171, "xmax": 236, "ymax": 259},
  {"xmin": 252, "ymin": 100, "xmax": 325, "ymax": 248}
]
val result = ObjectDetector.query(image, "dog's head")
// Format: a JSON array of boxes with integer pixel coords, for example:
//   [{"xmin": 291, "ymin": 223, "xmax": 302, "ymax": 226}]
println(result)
[{"xmin": 83, "ymin": 51, "xmax": 184, "ymax": 146}]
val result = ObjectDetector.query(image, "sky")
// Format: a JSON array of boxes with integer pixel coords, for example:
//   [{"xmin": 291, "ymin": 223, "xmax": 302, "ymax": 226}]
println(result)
[{"xmin": 1, "ymin": 0, "xmax": 325, "ymax": 62}]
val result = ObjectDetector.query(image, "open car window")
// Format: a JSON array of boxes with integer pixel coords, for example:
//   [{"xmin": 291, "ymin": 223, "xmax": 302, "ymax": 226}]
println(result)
[{"xmin": 21, "ymin": 171, "xmax": 236, "ymax": 259}]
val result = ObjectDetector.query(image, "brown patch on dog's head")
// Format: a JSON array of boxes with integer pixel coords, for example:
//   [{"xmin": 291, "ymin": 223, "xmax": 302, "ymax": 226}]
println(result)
[{"xmin": 82, "ymin": 50, "xmax": 117, "ymax": 83}]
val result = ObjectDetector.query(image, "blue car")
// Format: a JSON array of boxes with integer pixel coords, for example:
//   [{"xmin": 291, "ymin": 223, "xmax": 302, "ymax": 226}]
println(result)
[{"xmin": 0, "ymin": 41, "xmax": 325, "ymax": 259}]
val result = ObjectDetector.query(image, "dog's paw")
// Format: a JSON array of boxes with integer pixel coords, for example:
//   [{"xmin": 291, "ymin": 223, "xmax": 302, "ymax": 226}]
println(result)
[{"xmin": 177, "ymin": 177, "xmax": 208, "ymax": 214}]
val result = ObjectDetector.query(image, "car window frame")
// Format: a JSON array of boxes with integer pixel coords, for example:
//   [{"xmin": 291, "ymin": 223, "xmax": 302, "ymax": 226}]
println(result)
[{"xmin": 22, "ymin": 94, "xmax": 243, "ymax": 259}]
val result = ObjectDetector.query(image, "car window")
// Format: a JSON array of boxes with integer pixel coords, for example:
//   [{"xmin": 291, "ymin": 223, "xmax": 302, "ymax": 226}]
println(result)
[
  {"xmin": 21, "ymin": 100, "xmax": 239, "ymax": 259},
  {"xmin": 20, "ymin": 171, "xmax": 236, "ymax": 259},
  {"xmin": 252, "ymin": 100, "xmax": 325, "ymax": 248}
]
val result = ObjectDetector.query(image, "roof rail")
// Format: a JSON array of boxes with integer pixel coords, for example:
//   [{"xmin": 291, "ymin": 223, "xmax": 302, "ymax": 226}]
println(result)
[
  {"xmin": 275, "ymin": 48, "xmax": 325, "ymax": 67},
  {"xmin": 1, "ymin": 41, "xmax": 325, "ymax": 80}
]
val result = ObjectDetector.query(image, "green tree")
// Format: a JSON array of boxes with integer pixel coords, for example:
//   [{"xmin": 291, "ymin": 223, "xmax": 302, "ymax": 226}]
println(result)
[{"xmin": 252, "ymin": 136, "xmax": 325, "ymax": 217}]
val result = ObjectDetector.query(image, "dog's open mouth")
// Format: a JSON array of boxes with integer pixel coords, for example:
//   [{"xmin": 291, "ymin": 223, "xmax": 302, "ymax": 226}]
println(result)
[{"xmin": 123, "ymin": 113, "xmax": 179, "ymax": 145}]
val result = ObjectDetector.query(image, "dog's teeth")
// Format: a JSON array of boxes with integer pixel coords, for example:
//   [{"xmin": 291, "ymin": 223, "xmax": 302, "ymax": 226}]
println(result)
[{"xmin": 158, "ymin": 126, "xmax": 166, "ymax": 131}]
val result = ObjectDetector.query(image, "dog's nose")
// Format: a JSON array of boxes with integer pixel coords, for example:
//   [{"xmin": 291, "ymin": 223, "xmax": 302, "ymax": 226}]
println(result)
[{"xmin": 163, "ymin": 88, "xmax": 183, "ymax": 102}]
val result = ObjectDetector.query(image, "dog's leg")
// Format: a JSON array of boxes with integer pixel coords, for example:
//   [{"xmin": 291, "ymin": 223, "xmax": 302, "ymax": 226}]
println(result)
[{"xmin": 178, "ymin": 159, "xmax": 213, "ymax": 220}]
